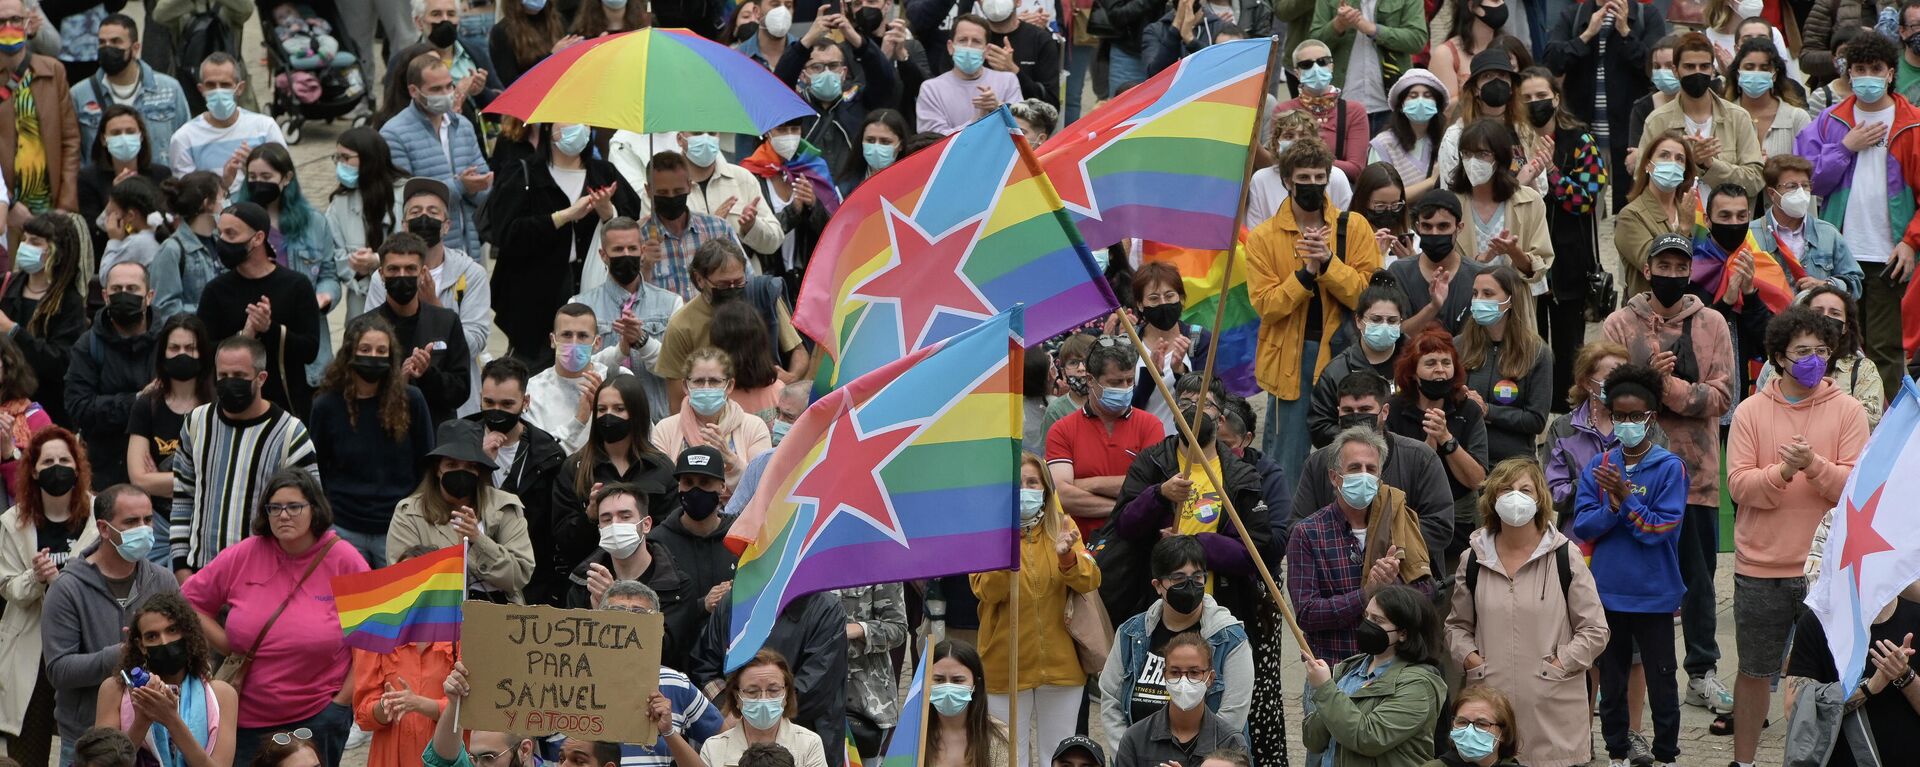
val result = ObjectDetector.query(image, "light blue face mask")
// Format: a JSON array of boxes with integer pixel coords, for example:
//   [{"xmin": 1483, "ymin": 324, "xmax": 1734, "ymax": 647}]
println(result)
[
  {"xmin": 1362, "ymin": 321, "xmax": 1401, "ymax": 352},
  {"xmin": 1614, "ymin": 419, "xmax": 1649, "ymax": 448},
  {"xmin": 1651, "ymin": 68, "xmax": 1681, "ymax": 94},
  {"xmin": 952, "ymin": 46, "xmax": 986, "ymax": 75},
  {"xmin": 1339, "ymin": 471, "xmax": 1379, "ymax": 509},
  {"xmin": 1092, "ymin": 249, "xmax": 1110, "ymax": 272},
  {"xmin": 554, "ymin": 124, "xmax": 591, "ymax": 156},
  {"xmin": 863, "ymin": 141, "xmax": 897, "ymax": 171},
  {"xmin": 1737, "ymin": 70, "xmax": 1774, "ymax": 98},
  {"xmin": 106, "ymin": 134, "xmax": 144, "ymax": 163},
  {"xmin": 1450, "ymin": 724, "xmax": 1498, "ymax": 761},
  {"xmin": 112, "ymin": 524, "xmax": 155, "ymax": 562},
  {"xmin": 522, "ymin": 0, "xmax": 547, "ymax": 12},
  {"xmin": 929, "ymin": 683, "xmax": 973, "ymax": 716},
  {"xmin": 1649, "ymin": 160, "xmax": 1687, "ymax": 191},
  {"xmin": 204, "ymin": 89, "xmax": 238, "ymax": 121},
  {"xmin": 1469, "ymin": 298, "xmax": 1506, "ymax": 326},
  {"xmin": 740, "ymin": 697, "xmax": 784, "ymax": 729},
  {"xmin": 684, "ymin": 134, "xmax": 722, "ymax": 167},
  {"xmin": 1018, "ymin": 488, "xmax": 1045, "ymax": 525},
  {"xmin": 771, "ymin": 419, "xmax": 792, "ymax": 445},
  {"xmin": 335, "ymin": 161, "xmax": 360, "ymax": 189},
  {"xmin": 15, "ymin": 243, "xmax": 45, "ymax": 274},
  {"xmin": 1299, "ymin": 64, "xmax": 1333, "ymax": 92},
  {"xmin": 1096, "ymin": 385, "xmax": 1132, "ymax": 414},
  {"xmin": 1400, "ymin": 96, "xmax": 1438, "ymax": 122},
  {"xmin": 1853, "ymin": 75, "xmax": 1890, "ymax": 103},
  {"xmin": 809, "ymin": 70, "xmax": 843, "ymax": 101},
  {"xmin": 689, "ymin": 387, "xmax": 728, "ymax": 416}
]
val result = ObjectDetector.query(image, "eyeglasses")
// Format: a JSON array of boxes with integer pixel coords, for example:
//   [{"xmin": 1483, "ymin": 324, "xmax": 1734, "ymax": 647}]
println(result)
[
  {"xmin": 739, "ymin": 686, "xmax": 786, "ymax": 698},
  {"xmin": 1614, "ymin": 410, "xmax": 1656, "ymax": 424},
  {"xmin": 1295, "ymin": 56, "xmax": 1333, "ymax": 69},
  {"xmin": 687, "ymin": 377, "xmax": 730, "ymax": 388},
  {"xmin": 1160, "ymin": 571, "xmax": 1208, "ymax": 587},
  {"xmin": 606, "ymin": 604, "xmax": 658, "ymax": 615},
  {"xmin": 705, "ymin": 278, "xmax": 748, "ymax": 291},
  {"xmin": 1163, "ymin": 669, "xmax": 1211, "ymax": 682},
  {"xmin": 1452, "ymin": 717, "xmax": 1500, "ymax": 730},
  {"xmin": 472, "ymin": 752, "xmax": 508, "ymax": 765},
  {"xmin": 1093, "ymin": 335, "xmax": 1127, "ymax": 349},
  {"xmin": 803, "ymin": 61, "xmax": 847, "ymax": 74},
  {"xmin": 0, "ymin": 15, "xmax": 29, "ymax": 26},
  {"xmin": 330, "ymin": 154, "xmax": 359, "ymax": 165},
  {"xmin": 1788, "ymin": 346, "xmax": 1831, "ymax": 360},
  {"xmin": 265, "ymin": 503, "xmax": 310, "ymax": 518},
  {"xmin": 1775, "ymin": 182, "xmax": 1811, "ymax": 194},
  {"xmin": 271, "ymin": 728, "xmax": 313, "ymax": 746}
]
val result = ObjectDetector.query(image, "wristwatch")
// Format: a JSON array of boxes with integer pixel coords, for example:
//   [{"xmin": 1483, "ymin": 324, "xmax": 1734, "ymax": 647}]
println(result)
[
  {"xmin": 1439, "ymin": 438, "xmax": 1459, "ymax": 456},
  {"xmin": 1895, "ymin": 668, "xmax": 1916, "ymax": 689}
]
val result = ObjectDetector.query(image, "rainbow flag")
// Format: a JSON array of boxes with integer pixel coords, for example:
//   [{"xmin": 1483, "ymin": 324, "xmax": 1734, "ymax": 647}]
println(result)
[
  {"xmin": 1140, "ymin": 233, "xmax": 1259, "ymax": 397},
  {"xmin": 794, "ymin": 107, "xmax": 1115, "ymax": 396},
  {"xmin": 1690, "ymin": 200, "xmax": 1806, "ymax": 314},
  {"xmin": 723, "ymin": 310, "xmax": 1024, "ymax": 671},
  {"xmin": 330, "ymin": 544, "xmax": 465, "ymax": 653},
  {"xmin": 1037, "ymin": 38, "xmax": 1272, "ymax": 251},
  {"xmin": 845, "ymin": 728, "xmax": 863, "ymax": 767},
  {"xmin": 881, "ymin": 645, "xmax": 931, "ymax": 767},
  {"xmin": 740, "ymin": 138, "xmax": 842, "ymax": 218}
]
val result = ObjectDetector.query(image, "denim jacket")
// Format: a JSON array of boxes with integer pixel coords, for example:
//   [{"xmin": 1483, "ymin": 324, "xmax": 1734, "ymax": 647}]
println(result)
[
  {"xmin": 150, "ymin": 225, "xmax": 223, "ymax": 321},
  {"xmin": 1751, "ymin": 212, "xmax": 1863, "ymax": 299},
  {"xmin": 72, "ymin": 62, "xmax": 192, "ymax": 166},
  {"xmin": 1097, "ymin": 595, "xmax": 1253, "ymax": 753}
]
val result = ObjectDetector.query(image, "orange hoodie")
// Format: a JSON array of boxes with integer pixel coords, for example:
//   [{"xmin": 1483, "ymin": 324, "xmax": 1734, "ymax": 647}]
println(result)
[{"xmin": 1726, "ymin": 378, "xmax": 1869, "ymax": 578}]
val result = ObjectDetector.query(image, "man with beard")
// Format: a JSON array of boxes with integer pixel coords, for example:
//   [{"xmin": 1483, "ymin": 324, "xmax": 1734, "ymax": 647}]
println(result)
[
  {"xmin": 475, "ymin": 357, "xmax": 568, "ymax": 605},
  {"xmin": 657, "ymin": 240, "xmax": 807, "ymax": 408},
  {"xmin": 66, "ymin": 262, "xmax": 160, "ymax": 487}
]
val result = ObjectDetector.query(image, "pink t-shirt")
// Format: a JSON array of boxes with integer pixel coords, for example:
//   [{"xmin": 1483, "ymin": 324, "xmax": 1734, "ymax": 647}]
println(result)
[{"xmin": 183, "ymin": 531, "xmax": 369, "ymax": 727}]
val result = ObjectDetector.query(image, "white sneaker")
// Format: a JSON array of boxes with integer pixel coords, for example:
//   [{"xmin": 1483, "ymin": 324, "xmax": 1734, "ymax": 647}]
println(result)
[
  {"xmin": 1686, "ymin": 674, "xmax": 1735, "ymax": 714},
  {"xmin": 345, "ymin": 723, "xmax": 371, "ymax": 749},
  {"xmin": 1609, "ymin": 760, "xmax": 1631, "ymax": 767}
]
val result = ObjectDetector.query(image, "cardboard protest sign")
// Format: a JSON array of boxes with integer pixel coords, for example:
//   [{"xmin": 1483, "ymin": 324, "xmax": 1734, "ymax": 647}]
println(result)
[{"xmin": 460, "ymin": 601, "xmax": 663, "ymax": 742}]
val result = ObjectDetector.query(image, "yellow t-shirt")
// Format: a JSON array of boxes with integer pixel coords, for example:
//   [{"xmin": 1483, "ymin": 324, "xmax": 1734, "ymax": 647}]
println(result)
[{"xmin": 1176, "ymin": 455, "xmax": 1223, "ymax": 592}]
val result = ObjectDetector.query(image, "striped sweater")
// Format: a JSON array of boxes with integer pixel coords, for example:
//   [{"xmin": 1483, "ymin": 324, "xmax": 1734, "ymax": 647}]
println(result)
[{"xmin": 169, "ymin": 403, "xmax": 320, "ymax": 570}]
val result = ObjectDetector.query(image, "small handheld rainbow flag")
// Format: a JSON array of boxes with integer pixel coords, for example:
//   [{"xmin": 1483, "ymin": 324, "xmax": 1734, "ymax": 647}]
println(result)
[{"xmin": 330, "ymin": 544, "xmax": 465, "ymax": 653}]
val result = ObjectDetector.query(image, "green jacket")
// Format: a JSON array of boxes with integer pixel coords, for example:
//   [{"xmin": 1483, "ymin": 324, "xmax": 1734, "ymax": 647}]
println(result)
[
  {"xmin": 1306, "ymin": 0, "xmax": 1430, "ymax": 90},
  {"xmin": 1304, "ymin": 655, "xmax": 1447, "ymax": 767}
]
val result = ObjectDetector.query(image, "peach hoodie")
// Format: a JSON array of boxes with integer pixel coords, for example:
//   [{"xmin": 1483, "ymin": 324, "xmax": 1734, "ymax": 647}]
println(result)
[{"xmin": 1727, "ymin": 377, "xmax": 1869, "ymax": 578}]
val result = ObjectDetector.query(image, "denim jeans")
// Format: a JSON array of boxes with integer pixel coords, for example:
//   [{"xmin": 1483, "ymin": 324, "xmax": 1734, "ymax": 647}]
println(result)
[
  {"xmin": 1261, "ymin": 340, "xmax": 1319, "ymax": 478},
  {"xmin": 1678, "ymin": 502, "xmax": 1721, "ymax": 677},
  {"xmin": 333, "ymin": 525, "xmax": 388, "ymax": 570},
  {"xmin": 1066, "ymin": 43, "xmax": 1097, "ymax": 125},
  {"xmin": 234, "ymin": 700, "xmax": 353, "ymax": 767},
  {"xmin": 1108, "ymin": 46, "xmax": 1146, "ymax": 94}
]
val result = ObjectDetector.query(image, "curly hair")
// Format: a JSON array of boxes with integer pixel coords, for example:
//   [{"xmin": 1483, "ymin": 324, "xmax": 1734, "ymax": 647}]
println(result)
[
  {"xmin": 1602, "ymin": 363, "xmax": 1665, "ymax": 413},
  {"xmin": 0, "ymin": 331, "xmax": 37, "ymax": 402},
  {"xmin": 1765, "ymin": 306, "xmax": 1841, "ymax": 377},
  {"xmin": 318, "ymin": 314, "xmax": 414, "ymax": 441},
  {"xmin": 119, "ymin": 592, "xmax": 213, "ymax": 680},
  {"xmin": 13, "ymin": 427, "xmax": 93, "ymax": 535}
]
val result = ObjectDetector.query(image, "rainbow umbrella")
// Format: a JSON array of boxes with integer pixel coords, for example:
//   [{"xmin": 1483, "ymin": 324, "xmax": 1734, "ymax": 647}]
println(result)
[{"xmin": 484, "ymin": 28, "xmax": 812, "ymax": 136}]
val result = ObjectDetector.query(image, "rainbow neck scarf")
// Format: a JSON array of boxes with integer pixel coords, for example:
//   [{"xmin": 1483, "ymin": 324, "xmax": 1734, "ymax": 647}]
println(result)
[
  {"xmin": 1689, "ymin": 199, "xmax": 1806, "ymax": 313},
  {"xmin": 740, "ymin": 138, "xmax": 842, "ymax": 217}
]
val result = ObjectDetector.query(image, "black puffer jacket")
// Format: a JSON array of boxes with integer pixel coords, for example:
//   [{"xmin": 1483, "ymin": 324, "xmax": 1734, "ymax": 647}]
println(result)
[{"xmin": 65, "ymin": 308, "xmax": 158, "ymax": 487}]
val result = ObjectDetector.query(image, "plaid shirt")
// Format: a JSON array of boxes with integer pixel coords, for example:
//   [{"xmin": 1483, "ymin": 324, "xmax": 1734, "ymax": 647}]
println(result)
[
  {"xmin": 1284, "ymin": 504, "xmax": 1436, "ymax": 660},
  {"xmin": 643, "ymin": 212, "xmax": 739, "ymax": 301}
]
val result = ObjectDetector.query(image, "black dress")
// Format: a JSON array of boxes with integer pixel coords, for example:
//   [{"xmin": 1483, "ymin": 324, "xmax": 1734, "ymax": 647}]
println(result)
[
  {"xmin": 0, "ymin": 275, "xmax": 87, "ymax": 423},
  {"xmin": 481, "ymin": 154, "xmax": 640, "ymax": 367}
]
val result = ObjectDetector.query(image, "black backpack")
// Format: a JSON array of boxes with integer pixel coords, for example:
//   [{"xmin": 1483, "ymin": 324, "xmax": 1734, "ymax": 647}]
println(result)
[
  {"xmin": 1463, "ymin": 541, "xmax": 1573, "ymax": 600},
  {"xmin": 175, "ymin": 4, "xmax": 238, "ymax": 109}
]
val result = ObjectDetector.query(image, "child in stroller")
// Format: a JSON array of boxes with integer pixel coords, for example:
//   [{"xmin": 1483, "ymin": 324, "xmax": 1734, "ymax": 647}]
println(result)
[{"xmin": 269, "ymin": 1, "xmax": 364, "ymax": 106}]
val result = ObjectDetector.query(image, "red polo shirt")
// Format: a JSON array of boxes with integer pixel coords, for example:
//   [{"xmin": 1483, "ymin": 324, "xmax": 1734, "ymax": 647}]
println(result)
[{"xmin": 1045, "ymin": 405, "xmax": 1165, "ymax": 537}]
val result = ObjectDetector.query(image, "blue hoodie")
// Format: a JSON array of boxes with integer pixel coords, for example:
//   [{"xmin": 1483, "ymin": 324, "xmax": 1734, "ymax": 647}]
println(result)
[{"xmin": 1571, "ymin": 445, "xmax": 1689, "ymax": 614}]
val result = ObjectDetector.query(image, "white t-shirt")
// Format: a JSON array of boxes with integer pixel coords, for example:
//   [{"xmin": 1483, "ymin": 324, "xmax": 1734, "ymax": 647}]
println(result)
[
  {"xmin": 1845, "ymin": 102, "xmax": 1897, "ymax": 263},
  {"xmin": 167, "ymin": 110, "xmax": 287, "ymax": 177},
  {"xmin": 1342, "ymin": 0, "xmax": 1387, "ymax": 113},
  {"xmin": 548, "ymin": 165, "xmax": 589, "ymax": 262},
  {"xmin": 1244, "ymin": 165, "xmax": 1355, "ymax": 229}
]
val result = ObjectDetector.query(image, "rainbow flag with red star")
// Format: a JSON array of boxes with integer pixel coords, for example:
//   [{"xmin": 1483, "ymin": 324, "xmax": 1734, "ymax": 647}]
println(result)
[
  {"xmin": 722, "ymin": 310, "xmax": 1024, "ymax": 672},
  {"xmin": 1036, "ymin": 38, "xmax": 1273, "ymax": 251},
  {"xmin": 794, "ymin": 107, "xmax": 1116, "ymax": 396}
]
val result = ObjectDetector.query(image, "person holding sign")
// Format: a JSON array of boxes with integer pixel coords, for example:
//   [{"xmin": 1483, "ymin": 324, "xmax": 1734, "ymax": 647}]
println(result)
[
  {"xmin": 425, "ymin": 658, "xmax": 542, "ymax": 767},
  {"xmin": 601, "ymin": 580, "xmax": 725, "ymax": 767},
  {"xmin": 698, "ymin": 649, "xmax": 829, "ymax": 767}
]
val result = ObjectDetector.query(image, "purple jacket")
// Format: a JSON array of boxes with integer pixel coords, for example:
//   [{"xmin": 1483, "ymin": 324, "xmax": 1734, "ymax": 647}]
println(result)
[{"xmin": 1542, "ymin": 401, "xmax": 1670, "ymax": 515}]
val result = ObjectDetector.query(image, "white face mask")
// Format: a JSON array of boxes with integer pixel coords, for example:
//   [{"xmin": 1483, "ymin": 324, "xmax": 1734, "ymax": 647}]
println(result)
[
  {"xmin": 1464, "ymin": 157, "xmax": 1496, "ymax": 187},
  {"xmin": 1167, "ymin": 678, "xmax": 1207, "ymax": 710},
  {"xmin": 1733, "ymin": 0, "xmax": 1763, "ymax": 18},
  {"xmin": 981, "ymin": 0, "xmax": 1015, "ymax": 21},
  {"xmin": 763, "ymin": 5, "xmax": 793, "ymax": 37},
  {"xmin": 598, "ymin": 522, "xmax": 643, "ymax": 558},
  {"xmin": 770, "ymin": 133, "xmax": 802, "ymax": 160},
  {"xmin": 1777, "ymin": 188, "xmax": 1812, "ymax": 219},
  {"xmin": 1494, "ymin": 490, "xmax": 1537, "ymax": 527}
]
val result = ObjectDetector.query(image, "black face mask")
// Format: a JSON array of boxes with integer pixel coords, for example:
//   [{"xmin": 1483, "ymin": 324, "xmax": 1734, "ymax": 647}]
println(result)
[
  {"xmin": 1419, "ymin": 233, "xmax": 1455, "ymax": 261},
  {"xmin": 653, "ymin": 192, "xmax": 690, "ymax": 221},
  {"xmin": 608, "ymin": 256, "xmax": 644, "ymax": 287},
  {"xmin": 709, "ymin": 285, "xmax": 744, "ymax": 305},
  {"xmin": 1417, "ymin": 377, "xmax": 1453, "ymax": 401},
  {"xmin": 1478, "ymin": 2, "xmax": 1508, "ymax": 29},
  {"xmin": 1478, "ymin": 78, "xmax": 1512, "ymax": 108},
  {"xmin": 680, "ymin": 487, "xmax": 721, "ymax": 521},
  {"xmin": 427, "ymin": 19, "xmax": 459, "ymax": 48},
  {"xmin": 212, "ymin": 236, "xmax": 252, "ymax": 270},
  {"xmin": 215, "ymin": 377, "xmax": 257, "ymax": 413},
  {"xmin": 144, "ymin": 638, "xmax": 191, "ymax": 677},
  {"xmin": 162, "ymin": 353, "xmax": 202, "ymax": 381},
  {"xmin": 1179, "ymin": 404, "xmax": 1216, "ymax": 446},
  {"xmin": 1292, "ymin": 182, "xmax": 1328, "ymax": 212},
  {"xmin": 480, "ymin": 408, "xmax": 520, "ymax": 433},
  {"xmin": 407, "ymin": 215, "xmax": 444, "ymax": 248},
  {"xmin": 246, "ymin": 180, "xmax": 281, "ymax": 206},
  {"xmin": 1650, "ymin": 273, "xmax": 1691, "ymax": 307},
  {"xmin": 98, "ymin": 46, "xmax": 132, "ymax": 76},
  {"xmin": 1526, "ymin": 98, "xmax": 1556, "ymax": 128},
  {"xmin": 105, "ymin": 291, "xmax": 144, "ymax": 326},
  {"xmin": 734, "ymin": 20, "xmax": 760, "ymax": 41},
  {"xmin": 853, "ymin": 6, "xmax": 885, "ymax": 36},
  {"xmin": 1142, "ymin": 302, "xmax": 1182, "ymax": 331},
  {"xmin": 1338, "ymin": 411, "xmax": 1380, "ymax": 433},
  {"xmin": 1355, "ymin": 620, "xmax": 1394, "ymax": 655},
  {"xmin": 1679, "ymin": 72, "xmax": 1714, "ymax": 98},
  {"xmin": 440, "ymin": 469, "xmax": 481, "ymax": 499},
  {"xmin": 1710, "ymin": 221, "xmax": 1749, "ymax": 253},
  {"xmin": 37, "ymin": 465, "xmax": 77, "ymax": 497},
  {"xmin": 1362, "ymin": 209, "xmax": 1400, "ymax": 231},
  {"xmin": 593, "ymin": 413, "xmax": 631, "ymax": 442},
  {"xmin": 385, "ymin": 275, "xmax": 421, "ymax": 305},
  {"xmin": 1163, "ymin": 580, "xmax": 1204, "ymax": 614},
  {"xmin": 349, "ymin": 355, "xmax": 392, "ymax": 382}
]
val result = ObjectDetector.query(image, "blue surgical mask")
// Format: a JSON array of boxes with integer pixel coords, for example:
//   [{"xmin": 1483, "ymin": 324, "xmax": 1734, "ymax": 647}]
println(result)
[
  {"xmin": 1614, "ymin": 419, "xmax": 1648, "ymax": 448},
  {"xmin": 204, "ymin": 88, "xmax": 238, "ymax": 121},
  {"xmin": 684, "ymin": 134, "xmax": 722, "ymax": 168},
  {"xmin": 740, "ymin": 696, "xmax": 784, "ymax": 729},
  {"xmin": 771, "ymin": 419, "xmax": 792, "ymax": 445},
  {"xmin": 112, "ymin": 524, "xmax": 155, "ymax": 562},
  {"xmin": 335, "ymin": 161, "xmax": 360, "ymax": 189},
  {"xmin": 106, "ymin": 134, "xmax": 143, "ymax": 163},
  {"xmin": 1299, "ymin": 64, "xmax": 1333, "ymax": 92},
  {"xmin": 1097, "ymin": 385, "xmax": 1132, "ymax": 414},
  {"xmin": 554, "ymin": 124, "xmax": 591, "ymax": 156},
  {"xmin": 1651, "ymin": 68, "xmax": 1680, "ymax": 95},
  {"xmin": 1092, "ymin": 249, "xmax": 1110, "ymax": 272},
  {"xmin": 1853, "ymin": 75, "xmax": 1890, "ymax": 103},
  {"xmin": 15, "ymin": 243, "xmax": 45, "ymax": 274},
  {"xmin": 522, "ymin": 0, "xmax": 547, "ymax": 12},
  {"xmin": 1018, "ymin": 488, "xmax": 1045, "ymax": 525},
  {"xmin": 1470, "ymin": 298, "xmax": 1506, "ymax": 326},
  {"xmin": 689, "ymin": 387, "xmax": 728, "ymax": 416},
  {"xmin": 929, "ymin": 683, "xmax": 973, "ymax": 716},
  {"xmin": 1399, "ymin": 95, "xmax": 1438, "ymax": 122},
  {"xmin": 1362, "ymin": 322, "xmax": 1400, "ymax": 352},
  {"xmin": 1737, "ymin": 70, "xmax": 1774, "ymax": 98},
  {"xmin": 809, "ymin": 70, "xmax": 843, "ymax": 101},
  {"xmin": 1649, "ymin": 160, "xmax": 1687, "ymax": 191},
  {"xmin": 863, "ymin": 141, "xmax": 897, "ymax": 171},
  {"xmin": 1339, "ymin": 471, "xmax": 1379, "ymax": 509},
  {"xmin": 1450, "ymin": 724, "xmax": 1498, "ymax": 761},
  {"xmin": 952, "ymin": 46, "xmax": 985, "ymax": 75}
]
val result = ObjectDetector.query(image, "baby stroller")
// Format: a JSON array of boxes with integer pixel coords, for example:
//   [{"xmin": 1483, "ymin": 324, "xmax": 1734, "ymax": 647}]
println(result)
[{"xmin": 257, "ymin": 0, "xmax": 372, "ymax": 144}]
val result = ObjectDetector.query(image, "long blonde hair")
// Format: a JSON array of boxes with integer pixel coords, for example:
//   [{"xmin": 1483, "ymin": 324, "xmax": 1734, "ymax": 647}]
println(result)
[
  {"xmin": 1020, "ymin": 452, "xmax": 1064, "ymax": 546},
  {"xmin": 1457, "ymin": 266, "xmax": 1543, "ymax": 381}
]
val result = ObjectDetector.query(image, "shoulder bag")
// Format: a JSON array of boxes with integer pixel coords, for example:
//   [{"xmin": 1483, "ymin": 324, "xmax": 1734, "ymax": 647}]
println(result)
[{"xmin": 213, "ymin": 538, "xmax": 338, "ymax": 690}]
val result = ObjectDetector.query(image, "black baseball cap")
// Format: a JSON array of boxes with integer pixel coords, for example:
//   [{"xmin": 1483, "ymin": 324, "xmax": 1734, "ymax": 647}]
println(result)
[
  {"xmin": 1647, "ymin": 233, "xmax": 1693, "ymax": 263},
  {"xmin": 224, "ymin": 201, "xmax": 271, "ymax": 234},
  {"xmin": 1051, "ymin": 736, "xmax": 1105, "ymax": 767},
  {"xmin": 1412, "ymin": 188, "xmax": 1462, "ymax": 221},
  {"xmin": 674, "ymin": 446, "xmax": 726, "ymax": 481}
]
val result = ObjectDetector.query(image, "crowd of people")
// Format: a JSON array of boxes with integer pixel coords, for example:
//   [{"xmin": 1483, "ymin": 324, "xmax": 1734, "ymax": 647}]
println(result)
[{"xmin": 0, "ymin": 0, "xmax": 1912, "ymax": 765}]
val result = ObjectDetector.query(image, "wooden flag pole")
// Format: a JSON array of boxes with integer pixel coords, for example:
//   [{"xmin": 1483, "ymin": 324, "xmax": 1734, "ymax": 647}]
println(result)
[
  {"xmin": 1118, "ymin": 313, "xmax": 1314, "ymax": 661},
  {"xmin": 913, "ymin": 642, "xmax": 933, "ymax": 767},
  {"xmin": 1007, "ymin": 567, "xmax": 1021, "ymax": 767}
]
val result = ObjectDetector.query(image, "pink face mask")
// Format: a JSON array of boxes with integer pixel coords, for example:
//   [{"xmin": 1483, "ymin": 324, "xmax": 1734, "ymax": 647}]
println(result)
[{"xmin": 556, "ymin": 342, "xmax": 592, "ymax": 374}]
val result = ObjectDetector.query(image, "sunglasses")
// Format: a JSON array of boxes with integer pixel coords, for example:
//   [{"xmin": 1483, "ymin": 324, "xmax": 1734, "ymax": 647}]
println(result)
[
  {"xmin": 271, "ymin": 728, "xmax": 313, "ymax": 746},
  {"xmin": 1296, "ymin": 56, "xmax": 1334, "ymax": 69}
]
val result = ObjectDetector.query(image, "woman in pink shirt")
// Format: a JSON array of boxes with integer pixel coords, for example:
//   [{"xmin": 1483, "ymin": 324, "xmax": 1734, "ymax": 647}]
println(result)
[{"xmin": 183, "ymin": 469, "xmax": 369, "ymax": 767}]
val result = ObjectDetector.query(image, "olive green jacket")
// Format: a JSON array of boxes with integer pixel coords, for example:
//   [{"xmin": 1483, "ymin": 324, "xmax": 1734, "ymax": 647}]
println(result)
[{"xmin": 1304, "ymin": 655, "xmax": 1447, "ymax": 767}]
